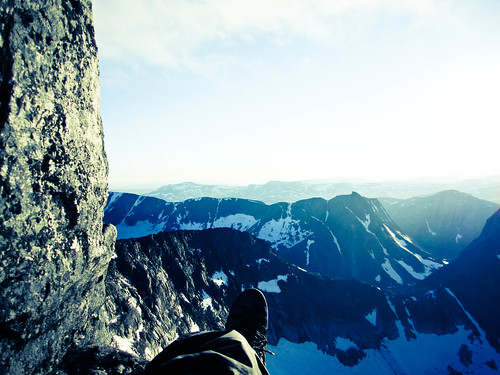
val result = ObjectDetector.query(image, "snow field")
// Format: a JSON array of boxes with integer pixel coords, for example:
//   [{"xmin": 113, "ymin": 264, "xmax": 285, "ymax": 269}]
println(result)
[
  {"xmin": 267, "ymin": 321, "xmax": 500, "ymax": 375},
  {"xmin": 211, "ymin": 270, "xmax": 228, "ymax": 287},
  {"xmin": 212, "ymin": 214, "xmax": 258, "ymax": 231},
  {"xmin": 257, "ymin": 275, "xmax": 288, "ymax": 293}
]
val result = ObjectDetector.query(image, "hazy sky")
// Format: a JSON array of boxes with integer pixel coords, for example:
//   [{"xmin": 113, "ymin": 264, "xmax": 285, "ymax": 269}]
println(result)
[{"xmin": 93, "ymin": 0, "xmax": 500, "ymax": 189}]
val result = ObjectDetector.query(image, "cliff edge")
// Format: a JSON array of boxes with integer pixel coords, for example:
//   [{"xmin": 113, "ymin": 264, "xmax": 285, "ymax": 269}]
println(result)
[{"xmin": 0, "ymin": 1, "xmax": 115, "ymax": 373}]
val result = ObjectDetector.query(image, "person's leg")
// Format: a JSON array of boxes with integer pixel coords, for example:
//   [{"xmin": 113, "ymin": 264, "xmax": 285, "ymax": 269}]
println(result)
[
  {"xmin": 144, "ymin": 330, "xmax": 266, "ymax": 375},
  {"xmin": 225, "ymin": 288, "xmax": 273, "ymax": 367},
  {"xmin": 143, "ymin": 289, "xmax": 271, "ymax": 375}
]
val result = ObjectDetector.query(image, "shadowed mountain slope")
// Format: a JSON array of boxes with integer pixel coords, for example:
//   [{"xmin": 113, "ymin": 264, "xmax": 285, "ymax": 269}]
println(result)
[{"xmin": 381, "ymin": 190, "xmax": 499, "ymax": 260}]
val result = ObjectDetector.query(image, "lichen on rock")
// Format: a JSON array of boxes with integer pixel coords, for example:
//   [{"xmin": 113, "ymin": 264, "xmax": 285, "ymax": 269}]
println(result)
[{"xmin": 0, "ymin": 1, "xmax": 115, "ymax": 373}]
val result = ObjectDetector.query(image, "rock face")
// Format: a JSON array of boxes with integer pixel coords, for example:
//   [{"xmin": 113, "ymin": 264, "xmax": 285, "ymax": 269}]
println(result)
[{"xmin": 0, "ymin": 1, "xmax": 115, "ymax": 374}]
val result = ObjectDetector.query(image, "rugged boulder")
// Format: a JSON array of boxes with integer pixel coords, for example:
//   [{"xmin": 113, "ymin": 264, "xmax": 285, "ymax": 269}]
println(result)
[{"xmin": 0, "ymin": 1, "xmax": 115, "ymax": 373}]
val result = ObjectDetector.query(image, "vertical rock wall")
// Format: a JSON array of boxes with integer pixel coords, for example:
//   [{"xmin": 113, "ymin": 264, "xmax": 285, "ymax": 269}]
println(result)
[{"xmin": 0, "ymin": 1, "xmax": 115, "ymax": 374}]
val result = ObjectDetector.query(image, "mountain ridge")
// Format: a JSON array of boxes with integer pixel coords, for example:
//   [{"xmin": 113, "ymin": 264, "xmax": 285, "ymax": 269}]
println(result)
[
  {"xmin": 104, "ymin": 191, "xmax": 444, "ymax": 289},
  {"xmin": 380, "ymin": 190, "xmax": 499, "ymax": 260},
  {"xmin": 143, "ymin": 178, "xmax": 500, "ymax": 204}
]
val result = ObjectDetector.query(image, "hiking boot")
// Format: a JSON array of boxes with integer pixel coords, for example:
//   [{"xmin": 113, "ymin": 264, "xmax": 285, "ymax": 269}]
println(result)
[{"xmin": 225, "ymin": 288, "xmax": 274, "ymax": 365}]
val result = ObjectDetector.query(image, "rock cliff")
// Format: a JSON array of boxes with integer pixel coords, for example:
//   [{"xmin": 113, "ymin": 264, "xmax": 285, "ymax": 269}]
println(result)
[{"xmin": 0, "ymin": 1, "xmax": 115, "ymax": 373}]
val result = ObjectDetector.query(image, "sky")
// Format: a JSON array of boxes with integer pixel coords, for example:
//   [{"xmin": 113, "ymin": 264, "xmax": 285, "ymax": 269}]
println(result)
[{"xmin": 92, "ymin": 0, "xmax": 500, "ymax": 190}]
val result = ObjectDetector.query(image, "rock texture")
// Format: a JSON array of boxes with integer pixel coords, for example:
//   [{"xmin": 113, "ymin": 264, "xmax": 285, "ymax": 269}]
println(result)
[{"xmin": 0, "ymin": 1, "xmax": 115, "ymax": 374}]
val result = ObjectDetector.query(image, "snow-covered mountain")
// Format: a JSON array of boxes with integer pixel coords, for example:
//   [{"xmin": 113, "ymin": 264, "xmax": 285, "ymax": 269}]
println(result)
[
  {"xmin": 104, "ymin": 192, "xmax": 443, "ymax": 288},
  {"xmin": 105, "ymin": 215, "xmax": 500, "ymax": 374},
  {"xmin": 144, "ymin": 177, "xmax": 500, "ymax": 204},
  {"xmin": 380, "ymin": 190, "xmax": 499, "ymax": 260}
]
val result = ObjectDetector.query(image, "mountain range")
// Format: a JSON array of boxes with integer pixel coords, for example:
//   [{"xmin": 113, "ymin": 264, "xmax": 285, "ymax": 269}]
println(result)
[
  {"xmin": 102, "ymin": 210, "xmax": 500, "ymax": 374},
  {"xmin": 104, "ymin": 192, "xmax": 445, "ymax": 289},
  {"xmin": 100, "ymin": 189, "xmax": 500, "ymax": 372},
  {"xmin": 143, "ymin": 177, "xmax": 500, "ymax": 204}
]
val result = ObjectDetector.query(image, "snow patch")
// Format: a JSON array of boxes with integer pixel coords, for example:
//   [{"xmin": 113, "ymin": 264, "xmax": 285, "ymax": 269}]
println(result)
[
  {"xmin": 347, "ymin": 208, "xmax": 374, "ymax": 235},
  {"xmin": 113, "ymin": 335, "xmax": 137, "ymax": 357},
  {"xmin": 112, "ymin": 318, "xmax": 143, "ymax": 357},
  {"xmin": 366, "ymin": 309, "xmax": 377, "ymax": 326},
  {"xmin": 107, "ymin": 192, "xmax": 123, "ymax": 208},
  {"xmin": 360, "ymin": 213, "xmax": 372, "ymax": 232},
  {"xmin": 201, "ymin": 290, "xmax": 213, "ymax": 310},
  {"xmin": 375, "ymin": 274, "xmax": 381, "ymax": 283},
  {"xmin": 174, "ymin": 304, "xmax": 184, "ymax": 318},
  {"xmin": 445, "ymin": 288, "xmax": 484, "ymax": 337},
  {"xmin": 396, "ymin": 260, "xmax": 427, "ymax": 280},
  {"xmin": 258, "ymin": 275, "xmax": 288, "ymax": 293},
  {"xmin": 368, "ymin": 249, "xmax": 375, "ymax": 259},
  {"xmin": 257, "ymin": 208, "xmax": 312, "ymax": 249},
  {"xmin": 157, "ymin": 210, "xmax": 165, "ymax": 220},
  {"xmin": 331, "ymin": 230, "xmax": 342, "ymax": 255},
  {"xmin": 180, "ymin": 293, "xmax": 190, "ymax": 304},
  {"xmin": 211, "ymin": 270, "xmax": 228, "ymax": 287},
  {"xmin": 335, "ymin": 337, "xmax": 358, "ymax": 351},
  {"xmin": 305, "ymin": 239, "xmax": 315, "ymax": 266},
  {"xmin": 385, "ymin": 225, "xmax": 409, "ymax": 249},
  {"xmin": 256, "ymin": 258, "xmax": 270, "ymax": 266},
  {"xmin": 399, "ymin": 231, "xmax": 414, "ymax": 243},
  {"xmin": 425, "ymin": 219, "xmax": 437, "ymax": 235},
  {"xmin": 455, "ymin": 233, "xmax": 463, "ymax": 243},
  {"xmin": 178, "ymin": 221, "xmax": 205, "ymax": 230},
  {"xmin": 384, "ymin": 224, "xmax": 442, "ymax": 276},
  {"xmin": 381, "ymin": 259, "xmax": 403, "ymax": 284},
  {"xmin": 189, "ymin": 320, "xmax": 200, "ymax": 333},
  {"xmin": 212, "ymin": 214, "xmax": 258, "ymax": 231}
]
